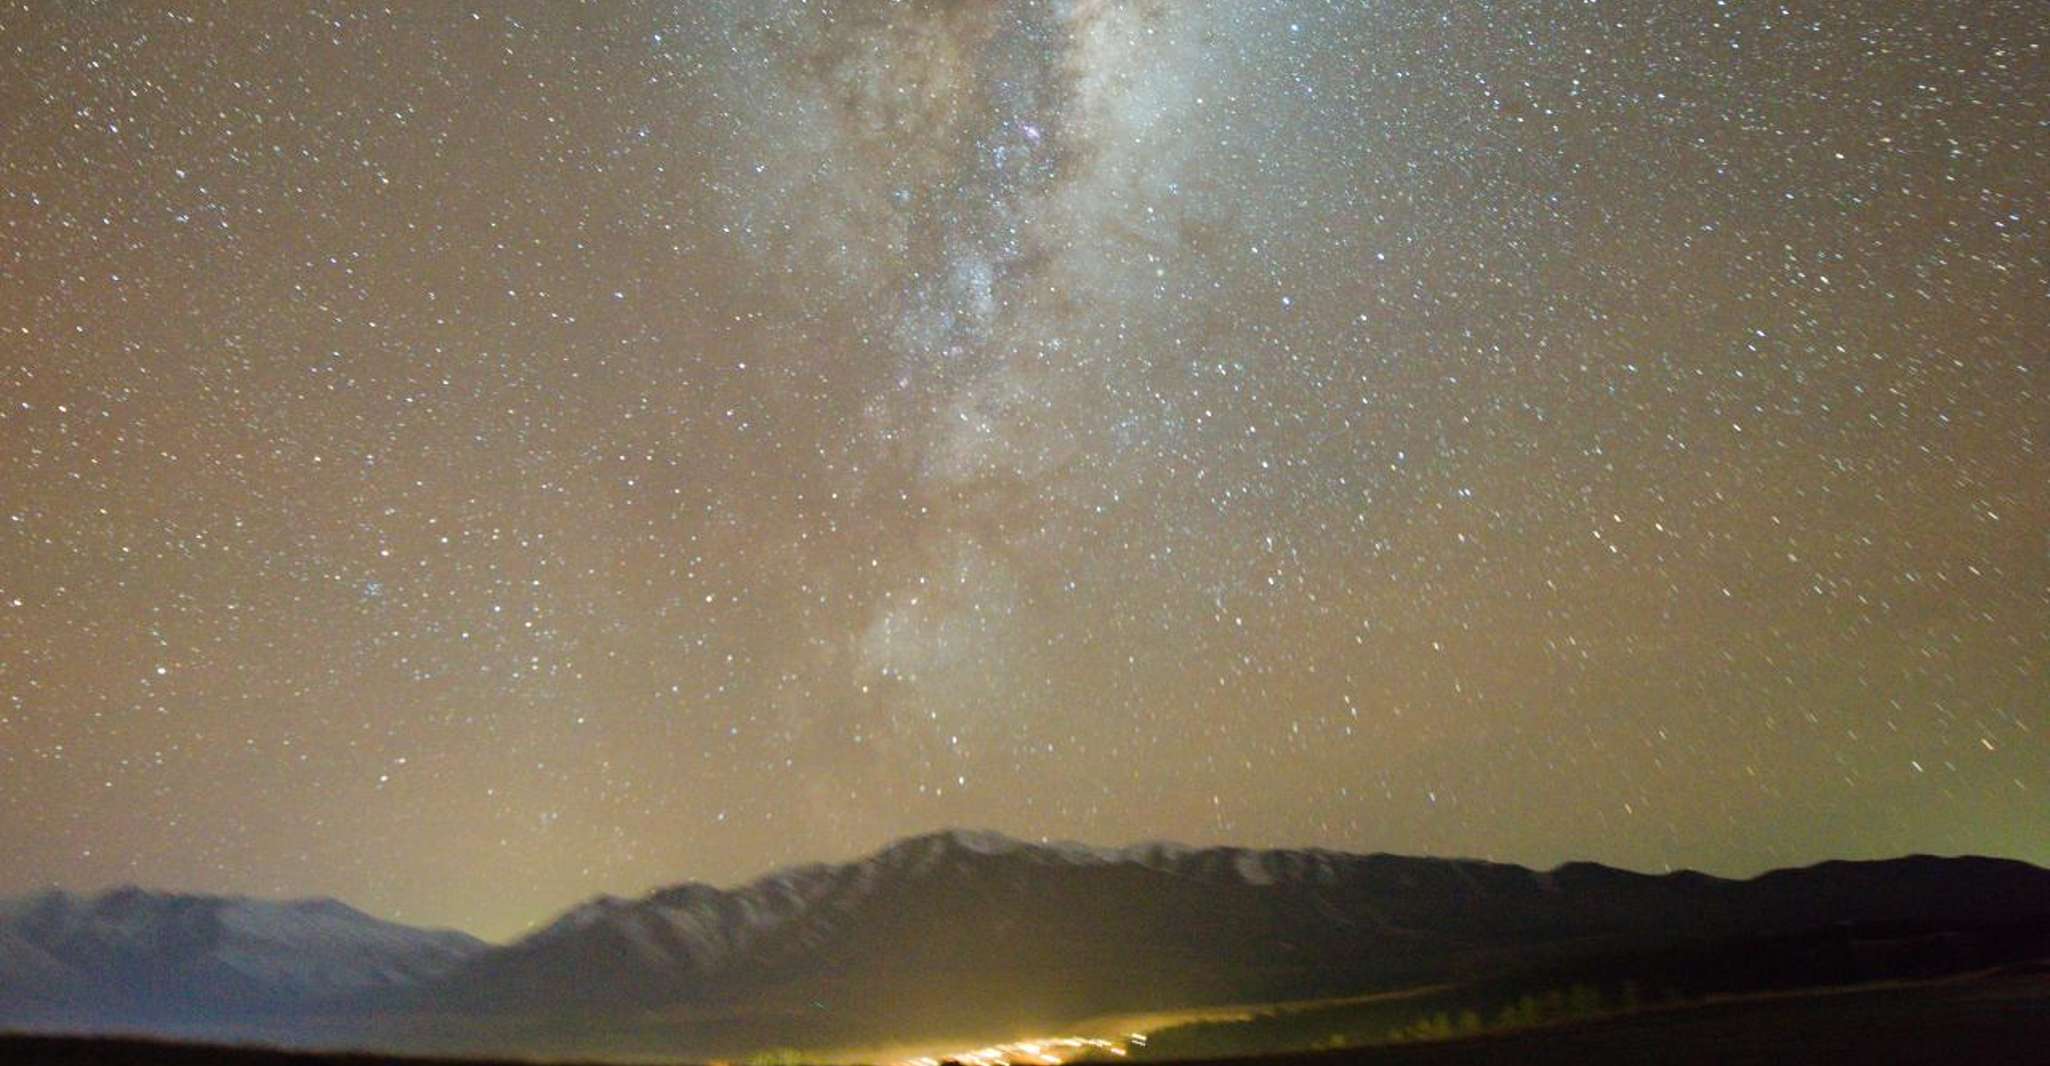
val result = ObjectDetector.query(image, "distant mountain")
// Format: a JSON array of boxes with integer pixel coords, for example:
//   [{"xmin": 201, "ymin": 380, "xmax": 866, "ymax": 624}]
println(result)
[
  {"xmin": 6, "ymin": 833, "xmax": 2049, "ymax": 1060},
  {"xmin": 0, "ymin": 888, "xmax": 485, "ymax": 1026},
  {"xmin": 413, "ymin": 830, "xmax": 2050, "ymax": 1047}
]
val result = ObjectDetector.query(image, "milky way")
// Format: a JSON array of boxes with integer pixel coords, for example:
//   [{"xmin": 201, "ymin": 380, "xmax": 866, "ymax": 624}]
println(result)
[{"xmin": 1, "ymin": 0, "xmax": 2045, "ymax": 938}]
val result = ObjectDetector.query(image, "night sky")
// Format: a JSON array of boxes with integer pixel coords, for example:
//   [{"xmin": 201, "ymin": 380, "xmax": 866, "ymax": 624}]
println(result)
[{"xmin": 2, "ymin": 0, "xmax": 2044, "ymax": 941}]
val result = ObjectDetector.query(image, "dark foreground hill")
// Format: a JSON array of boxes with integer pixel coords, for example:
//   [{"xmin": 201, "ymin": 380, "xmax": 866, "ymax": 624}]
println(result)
[{"xmin": 6, "ymin": 831, "xmax": 2050, "ymax": 1059}]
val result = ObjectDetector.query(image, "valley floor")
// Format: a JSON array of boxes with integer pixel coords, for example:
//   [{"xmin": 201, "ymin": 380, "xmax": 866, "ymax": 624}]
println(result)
[
  {"xmin": 1204, "ymin": 967, "xmax": 2050, "ymax": 1066},
  {"xmin": 4, "ymin": 967, "xmax": 2048, "ymax": 1066}
]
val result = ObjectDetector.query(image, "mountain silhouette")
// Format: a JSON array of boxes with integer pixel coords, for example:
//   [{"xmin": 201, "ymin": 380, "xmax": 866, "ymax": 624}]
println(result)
[
  {"xmin": 6, "ymin": 831, "xmax": 2049, "ymax": 1057},
  {"xmin": 0, "ymin": 887, "xmax": 484, "ymax": 1026}
]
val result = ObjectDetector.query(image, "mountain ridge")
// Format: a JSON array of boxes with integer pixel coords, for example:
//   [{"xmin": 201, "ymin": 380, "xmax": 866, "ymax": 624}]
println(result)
[
  {"xmin": 6, "ymin": 831, "xmax": 2049, "ymax": 1059},
  {"xmin": 0, "ymin": 885, "xmax": 487, "ymax": 1024},
  {"xmin": 411, "ymin": 832, "xmax": 2050, "ymax": 1024}
]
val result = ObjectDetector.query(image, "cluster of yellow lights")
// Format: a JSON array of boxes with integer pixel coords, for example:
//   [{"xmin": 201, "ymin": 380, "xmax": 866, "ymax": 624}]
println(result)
[{"xmin": 894, "ymin": 1033, "xmax": 1147, "ymax": 1066}]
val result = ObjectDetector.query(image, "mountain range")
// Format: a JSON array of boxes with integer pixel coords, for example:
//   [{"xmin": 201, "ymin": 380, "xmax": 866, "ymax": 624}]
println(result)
[
  {"xmin": 6, "ymin": 830, "xmax": 2050, "ymax": 1058},
  {"xmin": 0, "ymin": 887, "xmax": 483, "ymax": 1025}
]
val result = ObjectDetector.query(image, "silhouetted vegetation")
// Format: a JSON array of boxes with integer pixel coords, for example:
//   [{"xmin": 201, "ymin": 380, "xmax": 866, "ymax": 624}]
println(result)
[
  {"xmin": 1134, "ymin": 979, "xmax": 1645, "ymax": 1058},
  {"xmin": 1135, "ymin": 915, "xmax": 2050, "ymax": 1059}
]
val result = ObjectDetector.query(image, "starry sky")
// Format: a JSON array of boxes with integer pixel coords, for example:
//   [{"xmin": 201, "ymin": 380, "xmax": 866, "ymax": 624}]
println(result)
[{"xmin": 1, "ymin": 0, "xmax": 2045, "ymax": 941}]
